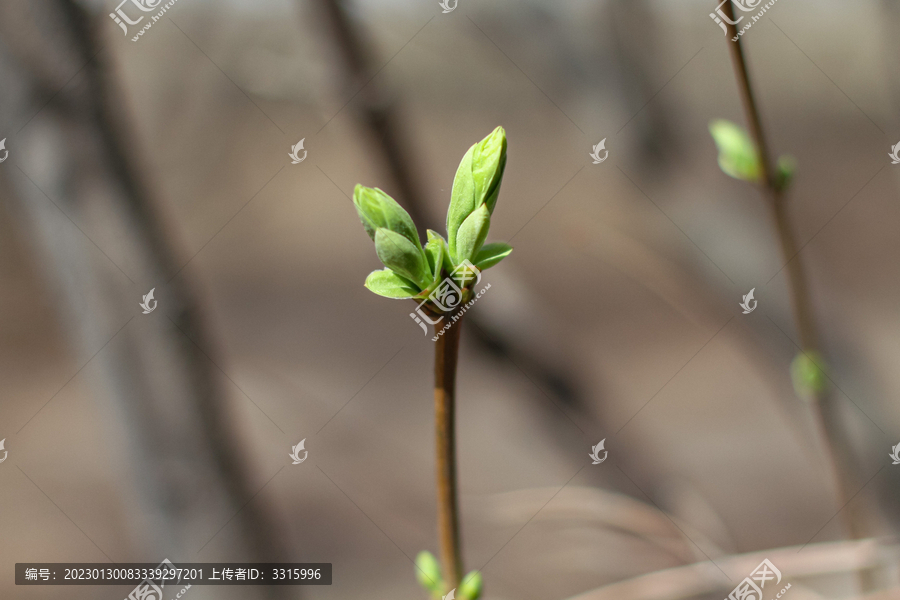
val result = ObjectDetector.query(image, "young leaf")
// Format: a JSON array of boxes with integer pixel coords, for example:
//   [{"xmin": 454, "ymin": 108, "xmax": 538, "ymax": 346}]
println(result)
[
  {"xmin": 374, "ymin": 228, "xmax": 430, "ymax": 289},
  {"xmin": 709, "ymin": 119, "xmax": 762, "ymax": 183},
  {"xmin": 473, "ymin": 242, "xmax": 512, "ymax": 271},
  {"xmin": 414, "ymin": 551, "xmax": 444, "ymax": 597},
  {"xmin": 455, "ymin": 203, "xmax": 491, "ymax": 264},
  {"xmin": 791, "ymin": 352, "xmax": 828, "ymax": 400},
  {"xmin": 447, "ymin": 127, "xmax": 507, "ymax": 260},
  {"xmin": 458, "ymin": 570, "xmax": 483, "ymax": 600},
  {"xmin": 428, "ymin": 231, "xmax": 456, "ymax": 285},
  {"xmin": 447, "ymin": 146, "xmax": 476, "ymax": 260},
  {"xmin": 353, "ymin": 185, "xmax": 423, "ymax": 250},
  {"xmin": 425, "ymin": 231, "xmax": 444, "ymax": 280},
  {"xmin": 364, "ymin": 269, "xmax": 419, "ymax": 298},
  {"xmin": 472, "ymin": 126, "xmax": 507, "ymax": 215}
]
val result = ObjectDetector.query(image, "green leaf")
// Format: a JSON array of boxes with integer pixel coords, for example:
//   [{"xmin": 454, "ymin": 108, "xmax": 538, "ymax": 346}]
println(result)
[
  {"xmin": 458, "ymin": 571, "xmax": 483, "ymax": 600},
  {"xmin": 472, "ymin": 126, "xmax": 507, "ymax": 215},
  {"xmin": 447, "ymin": 127, "xmax": 507, "ymax": 260},
  {"xmin": 473, "ymin": 242, "xmax": 512, "ymax": 271},
  {"xmin": 447, "ymin": 146, "xmax": 476, "ymax": 260},
  {"xmin": 425, "ymin": 230, "xmax": 445, "ymax": 280},
  {"xmin": 414, "ymin": 551, "xmax": 444, "ymax": 597},
  {"xmin": 775, "ymin": 155, "xmax": 797, "ymax": 191},
  {"xmin": 439, "ymin": 234, "xmax": 455, "ymax": 275},
  {"xmin": 374, "ymin": 228, "xmax": 430, "ymax": 289},
  {"xmin": 353, "ymin": 185, "xmax": 422, "ymax": 250},
  {"xmin": 791, "ymin": 352, "xmax": 828, "ymax": 400},
  {"xmin": 455, "ymin": 204, "xmax": 491, "ymax": 264},
  {"xmin": 709, "ymin": 119, "xmax": 762, "ymax": 183},
  {"xmin": 422, "ymin": 232, "xmax": 454, "ymax": 299},
  {"xmin": 364, "ymin": 269, "xmax": 419, "ymax": 298}
]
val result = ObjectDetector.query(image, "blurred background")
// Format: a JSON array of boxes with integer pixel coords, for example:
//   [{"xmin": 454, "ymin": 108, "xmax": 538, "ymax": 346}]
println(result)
[{"xmin": 1, "ymin": 0, "xmax": 899, "ymax": 598}]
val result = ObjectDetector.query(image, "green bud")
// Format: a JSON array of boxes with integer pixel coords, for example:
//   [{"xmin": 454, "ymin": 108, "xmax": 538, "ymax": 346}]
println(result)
[
  {"xmin": 455, "ymin": 204, "xmax": 491, "ymax": 264},
  {"xmin": 429, "ymin": 230, "xmax": 455, "ymax": 275},
  {"xmin": 448, "ymin": 127, "xmax": 507, "ymax": 260},
  {"xmin": 791, "ymin": 352, "xmax": 828, "ymax": 400},
  {"xmin": 458, "ymin": 571, "xmax": 483, "ymax": 600},
  {"xmin": 425, "ymin": 231, "xmax": 445, "ymax": 281},
  {"xmin": 414, "ymin": 551, "xmax": 444, "ymax": 597},
  {"xmin": 353, "ymin": 185, "xmax": 422, "ymax": 250},
  {"xmin": 709, "ymin": 119, "xmax": 762, "ymax": 183},
  {"xmin": 355, "ymin": 128, "xmax": 511, "ymax": 304},
  {"xmin": 775, "ymin": 155, "xmax": 797, "ymax": 191},
  {"xmin": 364, "ymin": 269, "xmax": 419, "ymax": 299},
  {"xmin": 374, "ymin": 228, "xmax": 430, "ymax": 289},
  {"xmin": 473, "ymin": 242, "xmax": 513, "ymax": 271}
]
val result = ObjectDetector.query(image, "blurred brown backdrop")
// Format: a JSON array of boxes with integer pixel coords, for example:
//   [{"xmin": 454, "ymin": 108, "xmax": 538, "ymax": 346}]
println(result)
[{"xmin": 1, "ymin": 0, "xmax": 899, "ymax": 599}]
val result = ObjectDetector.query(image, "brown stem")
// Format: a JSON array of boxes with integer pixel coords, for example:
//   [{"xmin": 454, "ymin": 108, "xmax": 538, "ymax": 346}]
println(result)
[
  {"xmin": 769, "ymin": 194, "xmax": 819, "ymax": 350},
  {"xmin": 57, "ymin": 0, "xmax": 294, "ymax": 586},
  {"xmin": 721, "ymin": 5, "xmax": 819, "ymax": 352},
  {"xmin": 434, "ymin": 314, "xmax": 464, "ymax": 590},
  {"xmin": 720, "ymin": 1, "xmax": 876, "ymax": 584}
]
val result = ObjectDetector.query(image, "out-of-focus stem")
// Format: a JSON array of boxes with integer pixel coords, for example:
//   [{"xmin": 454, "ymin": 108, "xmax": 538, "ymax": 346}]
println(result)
[
  {"xmin": 434, "ymin": 316, "xmax": 464, "ymax": 590},
  {"xmin": 720, "ymin": 1, "xmax": 874, "ymax": 586},
  {"xmin": 59, "ymin": 0, "xmax": 294, "ymax": 586}
]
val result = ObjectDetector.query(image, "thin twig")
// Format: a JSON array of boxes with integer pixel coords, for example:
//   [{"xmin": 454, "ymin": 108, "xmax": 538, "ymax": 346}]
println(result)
[
  {"xmin": 719, "ymin": 0, "xmax": 876, "ymax": 582},
  {"xmin": 58, "ymin": 0, "xmax": 295, "ymax": 584},
  {"xmin": 434, "ymin": 316, "xmax": 465, "ymax": 590}
]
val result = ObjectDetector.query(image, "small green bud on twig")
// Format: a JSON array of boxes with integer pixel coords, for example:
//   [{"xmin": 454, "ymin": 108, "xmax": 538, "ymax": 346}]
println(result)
[
  {"xmin": 458, "ymin": 570, "xmax": 483, "ymax": 600},
  {"xmin": 415, "ymin": 551, "xmax": 445, "ymax": 598},
  {"xmin": 709, "ymin": 119, "xmax": 798, "ymax": 192},
  {"xmin": 791, "ymin": 352, "xmax": 828, "ymax": 400},
  {"xmin": 774, "ymin": 155, "xmax": 797, "ymax": 191},
  {"xmin": 709, "ymin": 119, "xmax": 763, "ymax": 183}
]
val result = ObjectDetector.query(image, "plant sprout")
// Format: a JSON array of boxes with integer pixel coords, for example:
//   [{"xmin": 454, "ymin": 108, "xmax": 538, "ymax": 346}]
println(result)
[
  {"xmin": 710, "ymin": 7, "xmax": 876, "ymax": 591},
  {"xmin": 351, "ymin": 126, "xmax": 513, "ymax": 599}
]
